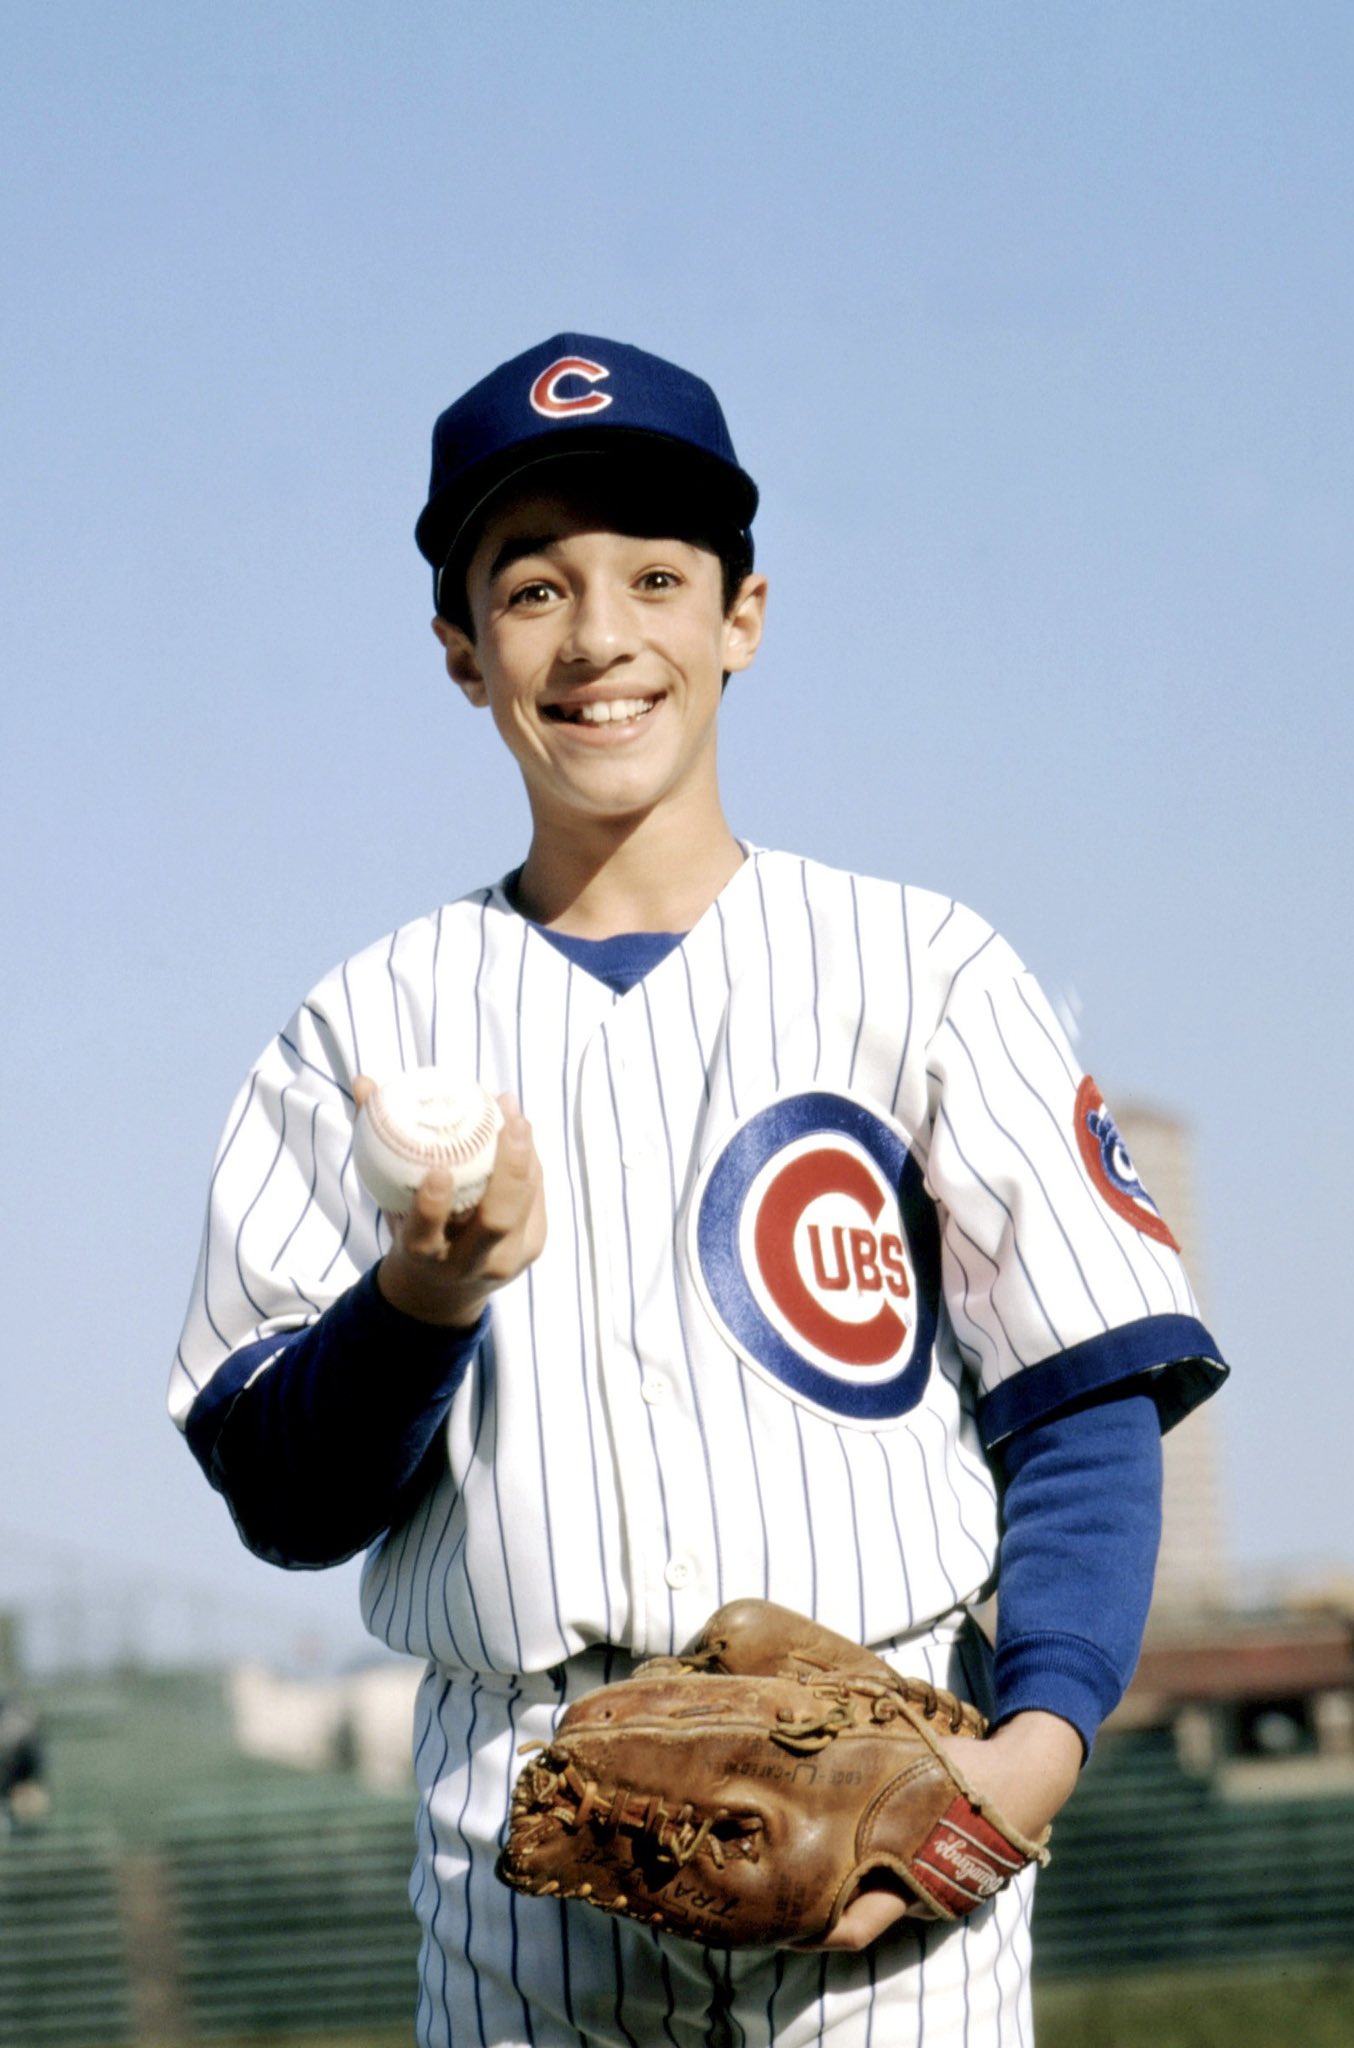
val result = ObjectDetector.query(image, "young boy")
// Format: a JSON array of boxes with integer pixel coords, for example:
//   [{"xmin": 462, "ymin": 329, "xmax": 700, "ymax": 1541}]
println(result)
[{"xmin": 172, "ymin": 334, "xmax": 1227, "ymax": 2045}]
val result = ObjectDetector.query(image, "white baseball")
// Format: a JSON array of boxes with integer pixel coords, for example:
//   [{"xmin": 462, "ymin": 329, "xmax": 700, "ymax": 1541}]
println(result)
[{"xmin": 352, "ymin": 1068, "xmax": 503, "ymax": 1219}]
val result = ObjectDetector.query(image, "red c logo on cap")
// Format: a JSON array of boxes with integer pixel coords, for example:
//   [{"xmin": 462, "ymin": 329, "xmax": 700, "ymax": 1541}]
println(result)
[{"xmin": 529, "ymin": 356, "xmax": 613, "ymax": 418}]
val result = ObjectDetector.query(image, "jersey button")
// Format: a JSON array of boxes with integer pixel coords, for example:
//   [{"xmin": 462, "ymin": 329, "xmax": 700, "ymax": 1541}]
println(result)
[
  {"xmin": 640, "ymin": 1376, "xmax": 668, "ymax": 1404},
  {"xmin": 664, "ymin": 1558, "xmax": 691, "ymax": 1590}
]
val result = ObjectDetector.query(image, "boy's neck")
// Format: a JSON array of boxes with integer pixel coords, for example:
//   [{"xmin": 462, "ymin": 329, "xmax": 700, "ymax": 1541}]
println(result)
[{"xmin": 513, "ymin": 804, "xmax": 745, "ymax": 937}]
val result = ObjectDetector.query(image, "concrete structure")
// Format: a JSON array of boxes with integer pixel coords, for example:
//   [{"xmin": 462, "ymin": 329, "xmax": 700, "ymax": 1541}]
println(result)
[{"xmin": 228, "ymin": 1655, "xmax": 422, "ymax": 1793}]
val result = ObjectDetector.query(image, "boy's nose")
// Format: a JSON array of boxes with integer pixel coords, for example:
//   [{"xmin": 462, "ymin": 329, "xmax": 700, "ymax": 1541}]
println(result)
[{"xmin": 560, "ymin": 584, "xmax": 637, "ymax": 668}]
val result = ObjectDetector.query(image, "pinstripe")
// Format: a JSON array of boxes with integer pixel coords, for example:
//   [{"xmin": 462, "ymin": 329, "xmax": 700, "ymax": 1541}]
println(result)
[
  {"xmin": 753, "ymin": 855, "xmax": 781, "ymax": 1093},
  {"xmin": 366, "ymin": 1478, "xmax": 422, "ymax": 1647},
  {"xmin": 734, "ymin": 1361, "xmax": 772, "ymax": 1599},
  {"xmin": 285, "ymin": 1013, "xmax": 354, "ymax": 1093},
  {"xmin": 428, "ymin": 903, "xmax": 447, "ymax": 1066},
  {"xmin": 471, "ymin": 891, "xmax": 492, "ymax": 1076},
  {"xmin": 924, "ymin": 1388, "xmax": 994, "ymax": 1594},
  {"xmin": 455, "ymin": 1679, "xmax": 487, "ymax": 2048},
  {"xmin": 908, "ymin": 1421, "xmax": 960, "ymax": 1610},
  {"xmin": 946, "ymin": 1015, "xmax": 1109, "ymax": 1329},
  {"xmin": 340, "ymin": 954, "xmax": 365, "ymax": 1076},
  {"xmin": 173, "ymin": 849, "xmax": 1215, "ymax": 2045},
  {"xmin": 460, "ymin": 1364, "xmax": 499, "ymax": 1671},
  {"xmin": 652, "ymin": 1933, "xmax": 683, "ymax": 2048},
  {"xmin": 642, "ymin": 980, "xmax": 726, "ymax": 1604},
  {"xmin": 1127, "ymin": 1219, "xmax": 1191, "ymax": 1312},
  {"xmin": 269, "ymin": 1099, "xmax": 322, "ymax": 1269},
  {"xmin": 765, "ymin": 1953, "xmax": 787, "ymax": 2044},
  {"xmin": 811, "ymin": 1955, "xmax": 829, "ymax": 2045},
  {"xmin": 873, "ymin": 1433, "xmax": 916, "ymax": 1623},
  {"xmin": 516, "ymin": 937, "xmax": 569, "ymax": 1663},
  {"xmin": 935, "ymin": 928, "xmax": 997, "ymax": 1016},
  {"xmin": 714, "ymin": 899, "xmax": 740, "ymax": 1118},
  {"xmin": 791, "ymin": 1406, "xmax": 818, "ymax": 1619},
  {"xmin": 610, "ymin": 1918, "xmax": 642, "ymax": 2048},
  {"xmin": 601, "ymin": 1031, "xmax": 677, "ymax": 1647},
  {"xmin": 395, "ymin": 1481, "xmax": 442, "ymax": 1655},
  {"xmin": 1011, "ymin": 977, "xmax": 1077, "ymax": 1089},
  {"xmin": 484, "ymin": 1325, "xmax": 527, "ymax": 1673},
  {"xmin": 929, "ymin": 1095, "xmax": 1063, "ymax": 1354},
  {"xmin": 889, "ymin": 886, "xmax": 916, "ymax": 1116},
  {"xmin": 424, "ymin": 1490, "xmax": 471, "ymax": 1672},
  {"xmin": 416, "ymin": 1675, "xmax": 456, "ymax": 2048},
  {"xmin": 1010, "ymin": 982, "xmax": 1194, "ymax": 1308},
  {"xmin": 938, "ymin": 1231, "xmax": 1001, "ymax": 1376},
  {"xmin": 501, "ymin": 1682, "xmax": 539, "ymax": 2047},
  {"xmin": 555, "ymin": 1897, "xmax": 579, "ymax": 2040},
  {"xmin": 562, "ymin": 963, "xmax": 621, "ymax": 1643},
  {"xmin": 191, "ymin": 1067, "xmax": 262, "ymax": 1351},
  {"xmin": 197, "ymin": 1081, "xmax": 259, "ymax": 1335},
  {"xmin": 680, "ymin": 947, "xmax": 715, "ymax": 1107},
  {"xmin": 385, "ymin": 928, "xmax": 410, "ymax": 1072},
  {"xmin": 834, "ymin": 1428, "xmax": 867, "ymax": 1643},
  {"xmin": 846, "ymin": 874, "xmax": 866, "ymax": 1092},
  {"xmin": 930, "ymin": 1144, "xmax": 1035, "ymax": 1374},
  {"xmin": 799, "ymin": 859, "xmax": 824, "ymax": 1083},
  {"xmin": 984, "ymin": 991, "xmax": 1152, "ymax": 1317},
  {"xmin": 230, "ymin": 1080, "xmax": 289, "ymax": 1320}
]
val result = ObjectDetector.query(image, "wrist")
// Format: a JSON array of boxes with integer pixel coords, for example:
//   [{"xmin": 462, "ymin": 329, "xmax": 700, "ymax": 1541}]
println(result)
[
  {"xmin": 374, "ymin": 1251, "xmax": 488, "ymax": 1330},
  {"xmin": 976, "ymin": 1710, "xmax": 1082, "ymax": 1833}
]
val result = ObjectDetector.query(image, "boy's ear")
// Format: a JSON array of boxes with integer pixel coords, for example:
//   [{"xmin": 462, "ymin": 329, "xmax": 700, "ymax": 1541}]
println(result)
[
  {"xmin": 722, "ymin": 572, "xmax": 769, "ymax": 675},
  {"xmin": 431, "ymin": 616, "xmax": 489, "ymax": 706}
]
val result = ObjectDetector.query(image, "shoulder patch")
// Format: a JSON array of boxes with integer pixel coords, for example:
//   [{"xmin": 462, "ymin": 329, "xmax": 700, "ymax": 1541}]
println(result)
[
  {"xmin": 1073, "ymin": 1076, "xmax": 1181, "ymax": 1250},
  {"xmin": 688, "ymin": 1092, "xmax": 939, "ymax": 1424}
]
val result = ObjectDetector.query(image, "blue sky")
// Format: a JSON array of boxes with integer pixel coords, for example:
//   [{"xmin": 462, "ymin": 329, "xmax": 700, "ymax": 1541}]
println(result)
[{"xmin": 3, "ymin": 2, "xmax": 1351, "ymax": 1666}]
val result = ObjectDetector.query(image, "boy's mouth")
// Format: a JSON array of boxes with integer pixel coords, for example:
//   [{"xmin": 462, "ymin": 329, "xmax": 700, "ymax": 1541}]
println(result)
[{"xmin": 547, "ymin": 697, "xmax": 658, "ymax": 726}]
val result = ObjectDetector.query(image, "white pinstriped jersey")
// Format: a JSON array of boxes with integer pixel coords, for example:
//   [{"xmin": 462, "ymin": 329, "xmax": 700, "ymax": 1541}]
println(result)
[{"xmin": 172, "ymin": 846, "xmax": 1212, "ymax": 1678}]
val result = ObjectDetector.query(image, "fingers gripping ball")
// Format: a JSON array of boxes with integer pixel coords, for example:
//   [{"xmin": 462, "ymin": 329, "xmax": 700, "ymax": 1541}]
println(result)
[
  {"xmin": 352, "ymin": 1068, "xmax": 503, "ymax": 1219},
  {"xmin": 497, "ymin": 1601, "xmax": 1050, "ymax": 1949}
]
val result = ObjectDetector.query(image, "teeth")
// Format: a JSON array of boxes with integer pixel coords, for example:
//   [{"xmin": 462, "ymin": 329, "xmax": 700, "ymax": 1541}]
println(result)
[{"xmin": 566, "ymin": 698, "xmax": 656, "ymax": 725}]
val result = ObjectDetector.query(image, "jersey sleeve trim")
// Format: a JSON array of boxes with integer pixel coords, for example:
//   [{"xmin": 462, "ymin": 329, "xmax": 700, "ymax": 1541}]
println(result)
[
  {"xmin": 991, "ymin": 1631, "xmax": 1127, "ymax": 1757},
  {"xmin": 183, "ymin": 1329, "xmax": 303, "ymax": 1470},
  {"xmin": 976, "ymin": 1312, "xmax": 1227, "ymax": 1448},
  {"xmin": 182, "ymin": 1266, "xmax": 484, "ymax": 1481}
]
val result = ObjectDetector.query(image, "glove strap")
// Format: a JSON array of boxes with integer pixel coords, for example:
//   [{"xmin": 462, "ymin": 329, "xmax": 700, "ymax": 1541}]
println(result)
[{"xmin": 906, "ymin": 1794, "xmax": 1044, "ymax": 1918}]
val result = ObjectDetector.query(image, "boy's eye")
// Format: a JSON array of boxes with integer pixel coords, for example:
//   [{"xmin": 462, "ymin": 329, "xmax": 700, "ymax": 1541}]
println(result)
[
  {"xmin": 507, "ymin": 579, "xmax": 556, "ymax": 607},
  {"xmin": 639, "ymin": 569, "xmax": 681, "ymax": 592}
]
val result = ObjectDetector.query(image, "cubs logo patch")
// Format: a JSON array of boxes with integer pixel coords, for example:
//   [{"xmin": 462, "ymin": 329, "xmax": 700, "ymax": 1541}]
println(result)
[
  {"xmin": 689, "ymin": 1093, "xmax": 939, "ymax": 1423},
  {"xmin": 1074, "ymin": 1076, "xmax": 1180, "ymax": 1250},
  {"xmin": 529, "ymin": 355, "xmax": 613, "ymax": 417}
]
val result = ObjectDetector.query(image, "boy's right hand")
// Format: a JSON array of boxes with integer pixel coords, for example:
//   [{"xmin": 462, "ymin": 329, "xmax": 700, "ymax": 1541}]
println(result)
[{"xmin": 354, "ymin": 1080, "xmax": 547, "ymax": 1329}]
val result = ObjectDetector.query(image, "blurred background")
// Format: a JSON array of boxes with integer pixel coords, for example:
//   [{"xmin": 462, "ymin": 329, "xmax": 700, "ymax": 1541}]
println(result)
[{"xmin": 2, "ymin": 3, "xmax": 1351, "ymax": 2042}]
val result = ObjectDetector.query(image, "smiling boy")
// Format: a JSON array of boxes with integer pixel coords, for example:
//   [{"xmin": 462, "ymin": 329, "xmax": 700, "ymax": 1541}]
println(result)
[
  {"xmin": 432, "ymin": 460, "xmax": 764, "ymax": 930},
  {"xmin": 173, "ymin": 334, "xmax": 1226, "ymax": 2044}
]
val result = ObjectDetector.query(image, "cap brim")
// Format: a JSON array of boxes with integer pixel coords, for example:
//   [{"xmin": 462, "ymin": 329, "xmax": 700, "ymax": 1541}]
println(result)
[{"xmin": 416, "ymin": 429, "xmax": 758, "ymax": 571}]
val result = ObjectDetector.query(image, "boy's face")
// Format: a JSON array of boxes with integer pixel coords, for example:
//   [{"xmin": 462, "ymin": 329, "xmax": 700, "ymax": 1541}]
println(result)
[{"xmin": 433, "ymin": 479, "xmax": 766, "ymax": 836}]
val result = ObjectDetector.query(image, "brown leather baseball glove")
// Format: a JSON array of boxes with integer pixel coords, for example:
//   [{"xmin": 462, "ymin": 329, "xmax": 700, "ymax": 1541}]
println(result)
[{"xmin": 496, "ymin": 1600, "xmax": 1049, "ymax": 1948}]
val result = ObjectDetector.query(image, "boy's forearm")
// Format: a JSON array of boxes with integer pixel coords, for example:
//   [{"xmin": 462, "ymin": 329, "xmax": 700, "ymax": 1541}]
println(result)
[
  {"xmin": 992, "ymin": 1389, "xmax": 1163, "ymax": 1753},
  {"xmin": 187, "ymin": 1268, "xmax": 484, "ymax": 1567},
  {"xmin": 943, "ymin": 1710, "xmax": 1083, "ymax": 1842}
]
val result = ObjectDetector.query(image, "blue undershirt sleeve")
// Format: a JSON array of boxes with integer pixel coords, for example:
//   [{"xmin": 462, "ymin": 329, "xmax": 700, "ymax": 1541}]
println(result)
[
  {"xmin": 184, "ymin": 1265, "xmax": 485, "ymax": 1570},
  {"xmin": 990, "ymin": 1389, "xmax": 1163, "ymax": 1757}
]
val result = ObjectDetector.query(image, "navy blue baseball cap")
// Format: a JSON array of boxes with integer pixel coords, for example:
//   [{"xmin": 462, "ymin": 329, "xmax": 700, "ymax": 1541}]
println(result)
[{"xmin": 414, "ymin": 332, "xmax": 759, "ymax": 591}]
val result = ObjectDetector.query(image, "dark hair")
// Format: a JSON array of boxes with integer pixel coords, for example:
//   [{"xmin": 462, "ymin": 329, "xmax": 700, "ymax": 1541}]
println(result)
[{"xmin": 435, "ymin": 454, "xmax": 755, "ymax": 641}]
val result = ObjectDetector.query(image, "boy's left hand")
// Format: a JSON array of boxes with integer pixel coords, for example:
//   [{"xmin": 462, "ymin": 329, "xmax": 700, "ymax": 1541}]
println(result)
[{"xmin": 809, "ymin": 1709, "xmax": 1083, "ymax": 1953}]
